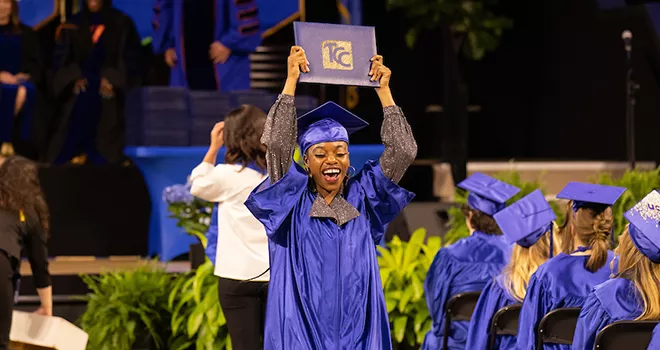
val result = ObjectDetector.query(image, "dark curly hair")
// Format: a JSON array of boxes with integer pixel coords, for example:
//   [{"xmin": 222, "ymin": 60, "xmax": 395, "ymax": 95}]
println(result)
[
  {"xmin": 0, "ymin": 156, "xmax": 50, "ymax": 236},
  {"xmin": 223, "ymin": 105, "xmax": 267, "ymax": 171},
  {"xmin": 462, "ymin": 204, "xmax": 502, "ymax": 235}
]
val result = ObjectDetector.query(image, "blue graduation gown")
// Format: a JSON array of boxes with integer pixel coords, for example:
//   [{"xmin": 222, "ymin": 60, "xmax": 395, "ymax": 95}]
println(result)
[
  {"xmin": 205, "ymin": 203, "xmax": 219, "ymax": 264},
  {"xmin": 152, "ymin": 0, "xmax": 260, "ymax": 91},
  {"xmin": 0, "ymin": 26, "xmax": 36, "ymax": 143},
  {"xmin": 245, "ymin": 160, "xmax": 414, "ymax": 349},
  {"xmin": 466, "ymin": 275, "xmax": 519, "ymax": 350},
  {"xmin": 422, "ymin": 231, "xmax": 512, "ymax": 350},
  {"xmin": 571, "ymin": 278, "xmax": 642, "ymax": 350},
  {"xmin": 648, "ymin": 324, "xmax": 660, "ymax": 350},
  {"xmin": 515, "ymin": 252, "xmax": 615, "ymax": 350}
]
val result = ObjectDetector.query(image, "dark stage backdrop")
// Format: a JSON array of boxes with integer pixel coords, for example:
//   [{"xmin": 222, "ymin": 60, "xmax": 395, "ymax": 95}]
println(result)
[{"xmin": 348, "ymin": 0, "xmax": 660, "ymax": 162}]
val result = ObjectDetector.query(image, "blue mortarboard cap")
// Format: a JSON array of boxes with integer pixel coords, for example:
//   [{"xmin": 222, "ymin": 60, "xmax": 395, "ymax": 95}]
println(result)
[
  {"xmin": 297, "ymin": 101, "xmax": 369, "ymax": 154},
  {"xmin": 556, "ymin": 182, "xmax": 626, "ymax": 212},
  {"xmin": 494, "ymin": 190, "xmax": 556, "ymax": 248},
  {"xmin": 457, "ymin": 172, "xmax": 520, "ymax": 216},
  {"xmin": 294, "ymin": 21, "xmax": 379, "ymax": 87},
  {"xmin": 623, "ymin": 190, "xmax": 660, "ymax": 263}
]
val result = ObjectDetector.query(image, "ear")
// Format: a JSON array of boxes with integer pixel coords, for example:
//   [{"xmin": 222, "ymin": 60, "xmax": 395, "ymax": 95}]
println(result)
[{"xmin": 303, "ymin": 155, "xmax": 309, "ymax": 169}]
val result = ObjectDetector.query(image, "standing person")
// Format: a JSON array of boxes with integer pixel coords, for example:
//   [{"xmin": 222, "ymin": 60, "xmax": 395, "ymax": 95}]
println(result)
[
  {"xmin": 515, "ymin": 182, "xmax": 623, "ymax": 350},
  {"xmin": 152, "ymin": 0, "xmax": 260, "ymax": 91},
  {"xmin": 244, "ymin": 47, "xmax": 417, "ymax": 349},
  {"xmin": 0, "ymin": 156, "xmax": 52, "ymax": 349},
  {"xmin": 466, "ymin": 190, "xmax": 559, "ymax": 350},
  {"xmin": 0, "ymin": 0, "xmax": 41, "ymax": 157},
  {"xmin": 189, "ymin": 105, "xmax": 269, "ymax": 350},
  {"xmin": 571, "ymin": 190, "xmax": 660, "ymax": 350},
  {"xmin": 423, "ymin": 172, "xmax": 518, "ymax": 350},
  {"xmin": 48, "ymin": 0, "xmax": 141, "ymax": 165}
]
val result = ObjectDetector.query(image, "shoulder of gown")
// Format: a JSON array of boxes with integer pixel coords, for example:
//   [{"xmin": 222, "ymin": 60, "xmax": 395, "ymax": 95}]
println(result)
[
  {"xmin": 571, "ymin": 278, "xmax": 640, "ymax": 350},
  {"xmin": 443, "ymin": 232, "xmax": 511, "ymax": 264},
  {"xmin": 648, "ymin": 324, "xmax": 660, "ymax": 350},
  {"xmin": 466, "ymin": 277, "xmax": 518, "ymax": 350},
  {"xmin": 244, "ymin": 161, "xmax": 308, "ymax": 241},
  {"xmin": 347, "ymin": 160, "xmax": 414, "ymax": 242}
]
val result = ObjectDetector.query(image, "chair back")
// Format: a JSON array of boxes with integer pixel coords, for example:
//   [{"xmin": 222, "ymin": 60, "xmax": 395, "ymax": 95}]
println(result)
[
  {"xmin": 536, "ymin": 307, "xmax": 581, "ymax": 349},
  {"xmin": 442, "ymin": 291, "xmax": 481, "ymax": 350},
  {"xmin": 594, "ymin": 320, "xmax": 659, "ymax": 350},
  {"xmin": 488, "ymin": 303, "xmax": 522, "ymax": 350}
]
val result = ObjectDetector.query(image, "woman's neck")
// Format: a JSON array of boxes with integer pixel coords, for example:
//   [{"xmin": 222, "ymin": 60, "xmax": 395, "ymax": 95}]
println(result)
[
  {"xmin": 317, "ymin": 186, "xmax": 340, "ymax": 205},
  {"xmin": 0, "ymin": 17, "xmax": 10, "ymax": 26},
  {"xmin": 572, "ymin": 237, "xmax": 591, "ymax": 255}
]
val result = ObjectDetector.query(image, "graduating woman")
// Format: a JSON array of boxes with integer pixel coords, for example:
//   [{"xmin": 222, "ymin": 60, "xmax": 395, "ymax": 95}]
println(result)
[
  {"xmin": 0, "ymin": 0, "xmax": 41, "ymax": 157},
  {"xmin": 244, "ymin": 46, "xmax": 417, "ymax": 349},
  {"xmin": 423, "ymin": 172, "xmax": 519, "ymax": 350},
  {"xmin": 0, "ymin": 156, "xmax": 52, "ymax": 349},
  {"xmin": 48, "ymin": 0, "xmax": 141, "ymax": 165},
  {"xmin": 189, "ymin": 105, "xmax": 269, "ymax": 350},
  {"xmin": 515, "ymin": 182, "xmax": 624, "ymax": 350},
  {"xmin": 571, "ymin": 190, "xmax": 660, "ymax": 350},
  {"xmin": 466, "ymin": 190, "xmax": 559, "ymax": 350}
]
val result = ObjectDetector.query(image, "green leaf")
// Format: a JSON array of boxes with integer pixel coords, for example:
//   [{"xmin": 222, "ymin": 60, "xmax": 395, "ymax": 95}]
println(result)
[
  {"xmin": 414, "ymin": 308, "xmax": 430, "ymax": 332},
  {"xmin": 403, "ymin": 228, "xmax": 426, "ymax": 267},
  {"xmin": 393, "ymin": 315, "xmax": 408, "ymax": 343},
  {"xmin": 405, "ymin": 28, "xmax": 418, "ymax": 48},
  {"xmin": 187, "ymin": 307, "xmax": 205, "ymax": 337},
  {"xmin": 398, "ymin": 285, "xmax": 414, "ymax": 313},
  {"xmin": 386, "ymin": 298, "xmax": 397, "ymax": 313}
]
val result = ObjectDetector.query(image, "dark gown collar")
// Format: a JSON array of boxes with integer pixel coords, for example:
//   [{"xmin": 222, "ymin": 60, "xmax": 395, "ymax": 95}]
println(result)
[{"xmin": 310, "ymin": 193, "xmax": 360, "ymax": 226}]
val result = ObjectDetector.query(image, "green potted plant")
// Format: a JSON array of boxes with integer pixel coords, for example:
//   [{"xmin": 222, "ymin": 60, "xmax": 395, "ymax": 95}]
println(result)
[
  {"xmin": 378, "ymin": 228, "xmax": 441, "ymax": 349},
  {"xmin": 79, "ymin": 264, "xmax": 175, "ymax": 350}
]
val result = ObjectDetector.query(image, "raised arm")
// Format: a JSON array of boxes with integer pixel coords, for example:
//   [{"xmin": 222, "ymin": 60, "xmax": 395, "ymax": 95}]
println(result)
[
  {"xmin": 369, "ymin": 56, "xmax": 417, "ymax": 183},
  {"xmin": 262, "ymin": 46, "xmax": 309, "ymax": 183}
]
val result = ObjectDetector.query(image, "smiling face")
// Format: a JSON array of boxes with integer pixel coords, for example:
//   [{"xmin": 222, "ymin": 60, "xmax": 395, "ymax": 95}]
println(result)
[{"xmin": 305, "ymin": 141, "xmax": 350, "ymax": 197}]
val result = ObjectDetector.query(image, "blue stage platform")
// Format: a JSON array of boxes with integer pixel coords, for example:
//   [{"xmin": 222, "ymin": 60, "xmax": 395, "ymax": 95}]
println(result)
[{"xmin": 125, "ymin": 145, "xmax": 385, "ymax": 261}]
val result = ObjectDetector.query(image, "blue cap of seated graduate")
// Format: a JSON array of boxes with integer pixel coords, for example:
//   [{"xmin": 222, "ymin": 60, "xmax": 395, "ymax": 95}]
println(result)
[
  {"xmin": 624, "ymin": 190, "xmax": 660, "ymax": 263},
  {"xmin": 297, "ymin": 101, "xmax": 369, "ymax": 154},
  {"xmin": 293, "ymin": 21, "xmax": 379, "ymax": 87},
  {"xmin": 556, "ymin": 182, "xmax": 626, "ymax": 212},
  {"xmin": 494, "ymin": 190, "xmax": 556, "ymax": 248},
  {"xmin": 457, "ymin": 173, "xmax": 520, "ymax": 216}
]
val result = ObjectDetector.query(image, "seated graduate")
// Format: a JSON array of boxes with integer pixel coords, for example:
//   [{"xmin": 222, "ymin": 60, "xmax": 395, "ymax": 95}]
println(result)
[
  {"xmin": 423, "ymin": 172, "xmax": 519, "ymax": 350},
  {"xmin": 571, "ymin": 190, "xmax": 660, "ymax": 350},
  {"xmin": 48, "ymin": 0, "xmax": 141, "ymax": 165},
  {"xmin": 0, "ymin": 0, "xmax": 41, "ymax": 157},
  {"xmin": 515, "ymin": 182, "xmax": 624, "ymax": 350},
  {"xmin": 244, "ymin": 47, "xmax": 417, "ymax": 349},
  {"xmin": 466, "ymin": 189, "xmax": 559, "ymax": 350}
]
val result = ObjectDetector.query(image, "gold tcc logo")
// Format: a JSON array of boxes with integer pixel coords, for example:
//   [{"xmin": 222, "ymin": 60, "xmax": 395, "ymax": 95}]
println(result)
[{"xmin": 322, "ymin": 40, "xmax": 353, "ymax": 70}]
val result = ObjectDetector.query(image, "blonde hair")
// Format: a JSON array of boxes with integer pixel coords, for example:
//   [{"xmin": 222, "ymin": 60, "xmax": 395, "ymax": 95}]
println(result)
[
  {"xmin": 569, "ymin": 203, "xmax": 613, "ymax": 272},
  {"xmin": 617, "ymin": 228, "xmax": 660, "ymax": 320},
  {"xmin": 502, "ymin": 229, "xmax": 560, "ymax": 302},
  {"xmin": 556, "ymin": 201, "xmax": 575, "ymax": 254}
]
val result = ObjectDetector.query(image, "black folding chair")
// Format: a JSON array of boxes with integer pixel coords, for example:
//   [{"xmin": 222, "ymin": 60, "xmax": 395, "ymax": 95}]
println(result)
[
  {"xmin": 594, "ymin": 320, "xmax": 659, "ymax": 350},
  {"xmin": 488, "ymin": 303, "xmax": 522, "ymax": 350},
  {"xmin": 442, "ymin": 291, "xmax": 482, "ymax": 350},
  {"xmin": 536, "ymin": 307, "xmax": 581, "ymax": 349}
]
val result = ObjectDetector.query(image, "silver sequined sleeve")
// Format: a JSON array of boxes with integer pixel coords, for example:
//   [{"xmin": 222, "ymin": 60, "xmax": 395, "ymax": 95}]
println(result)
[
  {"xmin": 379, "ymin": 106, "xmax": 417, "ymax": 183},
  {"xmin": 262, "ymin": 94, "xmax": 297, "ymax": 183}
]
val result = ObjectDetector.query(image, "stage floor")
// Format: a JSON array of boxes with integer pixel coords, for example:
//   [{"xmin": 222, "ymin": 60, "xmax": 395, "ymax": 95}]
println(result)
[{"xmin": 20, "ymin": 257, "xmax": 191, "ymax": 276}]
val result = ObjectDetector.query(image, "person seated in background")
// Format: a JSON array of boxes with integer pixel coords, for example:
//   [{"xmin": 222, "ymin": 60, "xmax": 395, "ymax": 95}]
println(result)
[
  {"xmin": 0, "ymin": 156, "xmax": 52, "ymax": 350},
  {"xmin": 571, "ymin": 190, "xmax": 660, "ymax": 350},
  {"xmin": 48, "ymin": 0, "xmax": 141, "ymax": 165},
  {"xmin": 515, "ymin": 182, "xmax": 624, "ymax": 350},
  {"xmin": 423, "ymin": 173, "xmax": 519, "ymax": 350},
  {"xmin": 0, "ymin": 0, "xmax": 41, "ymax": 157},
  {"xmin": 189, "ymin": 105, "xmax": 269, "ymax": 350},
  {"xmin": 466, "ymin": 190, "xmax": 560, "ymax": 350}
]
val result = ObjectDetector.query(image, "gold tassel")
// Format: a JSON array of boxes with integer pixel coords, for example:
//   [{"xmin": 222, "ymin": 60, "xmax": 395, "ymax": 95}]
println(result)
[
  {"xmin": 346, "ymin": 86, "xmax": 359, "ymax": 110},
  {"xmin": 19, "ymin": 209, "xmax": 25, "ymax": 223},
  {"xmin": 60, "ymin": 0, "xmax": 66, "ymax": 23}
]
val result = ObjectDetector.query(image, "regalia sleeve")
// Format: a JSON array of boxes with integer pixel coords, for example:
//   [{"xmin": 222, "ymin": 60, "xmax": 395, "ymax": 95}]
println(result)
[
  {"xmin": 244, "ymin": 162, "xmax": 307, "ymax": 244},
  {"xmin": 215, "ymin": 0, "xmax": 261, "ymax": 53},
  {"xmin": 466, "ymin": 279, "xmax": 512, "ymax": 350},
  {"xmin": 423, "ymin": 249, "xmax": 457, "ymax": 344},
  {"xmin": 51, "ymin": 25, "xmax": 83, "ymax": 98},
  {"xmin": 354, "ymin": 160, "xmax": 414, "ymax": 243},
  {"xmin": 151, "ymin": 0, "xmax": 175, "ymax": 54},
  {"xmin": 571, "ymin": 292, "xmax": 612, "ymax": 350},
  {"xmin": 515, "ymin": 273, "xmax": 551, "ymax": 350}
]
